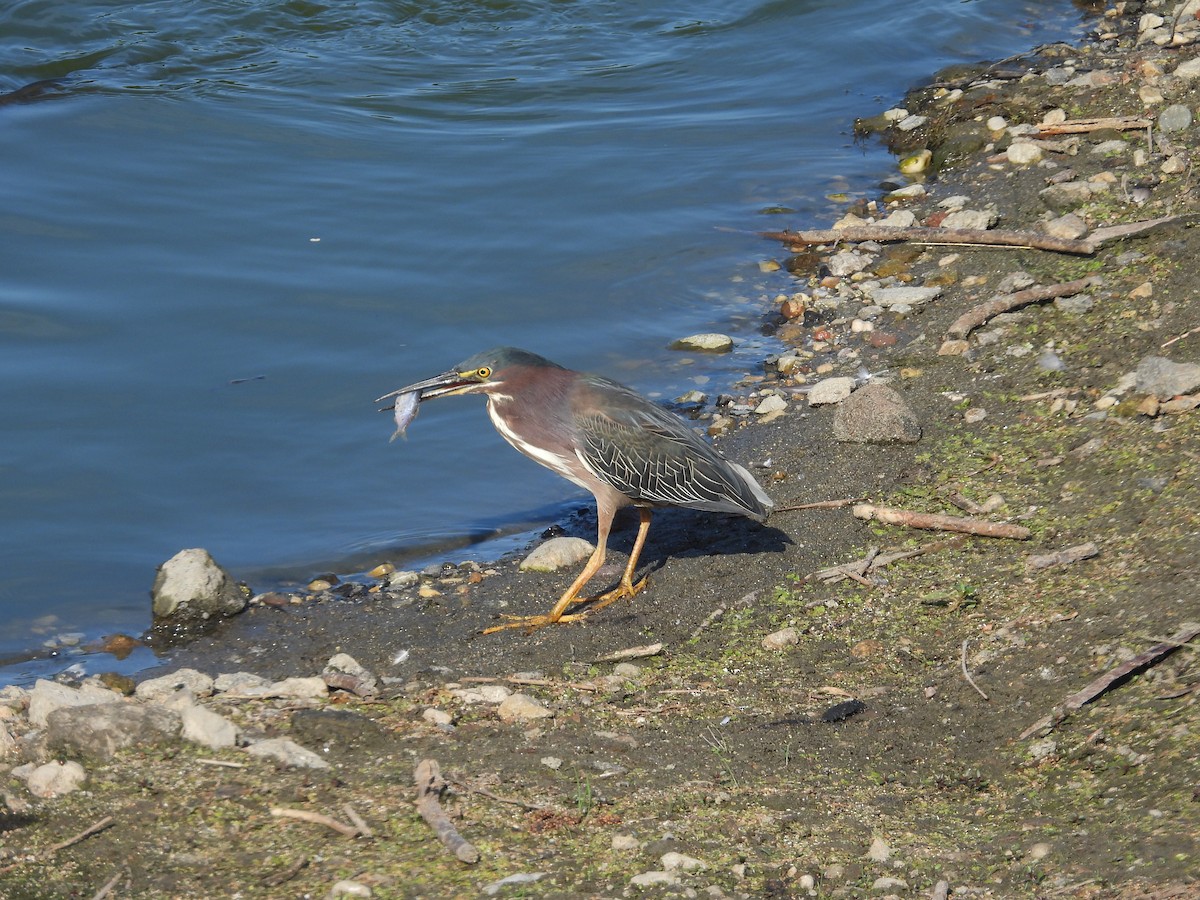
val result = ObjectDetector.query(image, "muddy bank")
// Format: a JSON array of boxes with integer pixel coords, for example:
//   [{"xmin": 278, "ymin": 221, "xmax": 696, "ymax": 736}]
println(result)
[{"xmin": 3, "ymin": 2, "xmax": 1199, "ymax": 897}]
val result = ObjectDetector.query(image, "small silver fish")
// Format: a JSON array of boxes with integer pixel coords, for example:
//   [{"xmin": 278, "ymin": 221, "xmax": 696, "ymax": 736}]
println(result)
[{"xmin": 389, "ymin": 391, "xmax": 420, "ymax": 442}]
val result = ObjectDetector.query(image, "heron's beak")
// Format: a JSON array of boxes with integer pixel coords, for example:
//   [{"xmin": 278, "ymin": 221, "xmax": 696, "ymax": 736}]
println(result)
[{"xmin": 375, "ymin": 369, "xmax": 484, "ymax": 408}]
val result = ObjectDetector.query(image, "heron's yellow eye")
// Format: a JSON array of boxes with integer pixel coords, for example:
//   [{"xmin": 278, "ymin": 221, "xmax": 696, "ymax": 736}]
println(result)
[{"xmin": 476, "ymin": 366, "xmax": 492, "ymax": 379}]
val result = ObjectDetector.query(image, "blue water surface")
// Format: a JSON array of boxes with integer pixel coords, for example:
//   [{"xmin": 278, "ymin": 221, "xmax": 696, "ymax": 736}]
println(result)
[{"xmin": 0, "ymin": 0, "xmax": 1090, "ymax": 682}]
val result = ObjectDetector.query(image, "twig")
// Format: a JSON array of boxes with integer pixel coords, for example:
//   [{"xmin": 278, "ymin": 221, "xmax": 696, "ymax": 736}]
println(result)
[
  {"xmin": 48, "ymin": 816, "xmax": 115, "ymax": 853},
  {"xmin": 194, "ymin": 758, "xmax": 246, "ymax": 768},
  {"xmin": 453, "ymin": 780, "xmax": 548, "ymax": 811},
  {"xmin": 595, "ymin": 643, "xmax": 664, "ymax": 662},
  {"xmin": 945, "ymin": 277, "xmax": 1101, "ymax": 340},
  {"xmin": 1019, "ymin": 622, "xmax": 1200, "ymax": 739},
  {"xmin": 689, "ymin": 606, "xmax": 727, "ymax": 641},
  {"xmin": 91, "ymin": 869, "xmax": 125, "ymax": 900},
  {"xmin": 761, "ymin": 225, "xmax": 1094, "ymax": 255},
  {"xmin": 1032, "ymin": 115, "xmax": 1151, "ymax": 136},
  {"xmin": 261, "ymin": 856, "xmax": 309, "ymax": 887},
  {"xmin": 341, "ymin": 804, "xmax": 373, "ymax": 838},
  {"xmin": 852, "ymin": 504, "xmax": 1031, "ymax": 540},
  {"xmin": 1026, "ymin": 542, "xmax": 1099, "ymax": 571},
  {"xmin": 773, "ymin": 496, "xmax": 866, "ymax": 512},
  {"xmin": 1089, "ymin": 214, "xmax": 1181, "ymax": 247},
  {"xmin": 961, "ymin": 639, "xmax": 990, "ymax": 700},
  {"xmin": 1161, "ymin": 323, "xmax": 1200, "ymax": 349},
  {"xmin": 270, "ymin": 807, "xmax": 361, "ymax": 838},
  {"xmin": 809, "ymin": 537, "xmax": 966, "ymax": 584},
  {"xmin": 414, "ymin": 758, "xmax": 480, "ymax": 864}
]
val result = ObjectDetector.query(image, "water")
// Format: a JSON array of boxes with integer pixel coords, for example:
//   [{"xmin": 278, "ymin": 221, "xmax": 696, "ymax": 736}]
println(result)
[{"xmin": 0, "ymin": 0, "xmax": 1090, "ymax": 684}]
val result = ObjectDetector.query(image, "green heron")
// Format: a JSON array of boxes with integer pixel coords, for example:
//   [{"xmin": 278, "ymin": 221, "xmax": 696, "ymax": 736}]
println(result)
[{"xmin": 377, "ymin": 347, "xmax": 773, "ymax": 632}]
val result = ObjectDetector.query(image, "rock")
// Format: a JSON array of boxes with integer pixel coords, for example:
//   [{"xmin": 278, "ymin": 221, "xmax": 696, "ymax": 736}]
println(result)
[
  {"xmin": 898, "ymin": 149, "xmax": 931, "ymax": 174},
  {"xmin": 1055, "ymin": 294, "xmax": 1094, "ymax": 315},
  {"xmin": 27, "ymin": 679, "xmax": 123, "ymax": 727},
  {"xmin": 520, "ymin": 537, "xmax": 595, "ymax": 573},
  {"xmin": 1040, "ymin": 181, "xmax": 1094, "ymax": 212},
  {"xmin": 661, "ymin": 851, "xmax": 707, "ymax": 871},
  {"xmin": 482, "ymin": 873, "xmax": 548, "ymax": 896},
  {"xmin": 963, "ymin": 407, "xmax": 988, "ymax": 424},
  {"xmin": 1158, "ymin": 104, "xmax": 1193, "ymax": 133},
  {"xmin": 941, "ymin": 208, "xmax": 996, "ymax": 230},
  {"xmin": 323, "ymin": 654, "xmax": 379, "ymax": 697},
  {"xmin": 630, "ymin": 871, "xmax": 680, "ymax": 888},
  {"xmin": 151, "ymin": 548, "xmax": 246, "ymax": 622},
  {"xmin": 0, "ymin": 721, "xmax": 15, "ymax": 758},
  {"xmin": 762, "ymin": 627, "xmax": 800, "ymax": 650},
  {"xmin": 872, "ymin": 876, "xmax": 908, "ymax": 892},
  {"xmin": 754, "ymin": 394, "xmax": 787, "ymax": 415},
  {"xmin": 866, "ymin": 836, "xmax": 891, "ymax": 862},
  {"xmin": 1042, "ymin": 213, "xmax": 1088, "ymax": 240},
  {"xmin": 45, "ymin": 703, "xmax": 181, "ymax": 760},
  {"xmin": 244, "ymin": 737, "xmax": 329, "ymax": 769},
  {"xmin": 22, "ymin": 760, "xmax": 87, "ymax": 798},
  {"xmin": 1174, "ymin": 56, "xmax": 1200, "ymax": 81},
  {"xmin": 497, "ymin": 693, "xmax": 554, "ymax": 723},
  {"xmin": 1028, "ymin": 842, "xmax": 1053, "ymax": 861},
  {"xmin": 878, "ymin": 209, "xmax": 917, "ymax": 228},
  {"xmin": 135, "ymin": 668, "xmax": 214, "ymax": 704},
  {"xmin": 181, "ymin": 705, "xmax": 239, "ymax": 749},
  {"xmin": 330, "ymin": 880, "xmax": 373, "ymax": 898},
  {"xmin": 807, "ymin": 377, "xmax": 855, "ymax": 406},
  {"xmin": 1006, "ymin": 141, "xmax": 1043, "ymax": 165},
  {"xmin": 832, "ymin": 384, "xmax": 922, "ymax": 444},
  {"xmin": 1135, "ymin": 356, "xmax": 1200, "ymax": 399},
  {"xmin": 866, "ymin": 285, "xmax": 942, "ymax": 308},
  {"xmin": 670, "ymin": 333, "xmax": 734, "ymax": 353},
  {"xmin": 422, "ymin": 708, "xmax": 453, "ymax": 726},
  {"xmin": 213, "ymin": 672, "xmax": 271, "ymax": 694},
  {"xmin": 612, "ymin": 834, "xmax": 640, "ymax": 851},
  {"xmin": 827, "ymin": 250, "xmax": 871, "ymax": 276}
]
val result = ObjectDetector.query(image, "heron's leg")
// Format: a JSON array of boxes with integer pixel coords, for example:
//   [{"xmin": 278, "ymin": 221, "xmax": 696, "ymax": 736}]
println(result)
[
  {"xmin": 482, "ymin": 501, "xmax": 616, "ymax": 634},
  {"xmin": 588, "ymin": 507, "xmax": 651, "ymax": 611}
]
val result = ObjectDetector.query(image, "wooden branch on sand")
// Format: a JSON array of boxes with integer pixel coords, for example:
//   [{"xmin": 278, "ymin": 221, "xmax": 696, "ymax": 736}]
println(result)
[
  {"xmin": 853, "ymin": 504, "xmax": 1031, "ymax": 540},
  {"xmin": 945, "ymin": 276, "xmax": 1102, "ymax": 340},
  {"xmin": 270, "ymin": 807, "xmax": 362, "ymax": 839},
  {"xmin": 414, "ymin": 759, "xmax": 479, "ymax": 864},
  {"xmin": 1032, "ymin": 115, "xmax": 1151, "ymax": 137},
  {"xmin": 761, "ymin": 225, "xmax": 1095, "ymax": 256},
  {"xmin": 1019, "ymin": 622, "xmax": 1200, "ymax": 740}
]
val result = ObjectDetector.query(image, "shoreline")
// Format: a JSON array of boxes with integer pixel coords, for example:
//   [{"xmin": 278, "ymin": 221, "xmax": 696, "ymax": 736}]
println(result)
[{"xmin": 4, "ymin": 2, "xmax": 1200, "ymax": 896}]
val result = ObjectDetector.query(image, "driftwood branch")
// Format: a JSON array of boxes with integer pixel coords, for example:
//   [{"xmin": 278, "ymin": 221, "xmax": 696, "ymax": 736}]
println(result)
[
  {"xmin": 270, "ymin": 807, "xmax": 362, "ymax": 838},
  {"xmin": 1089, "ymin": 214, "xmax": 1180, "ymax": 247},
  {"xmin": 1019, "ymin": 622, "xmax": 1200, "ymax": 740},
  {"xmin": 810, "ymin": 536, "xmax": 967, "ymax": 585},
  {"xmin": 761, "ymin": 226, "xmax": 1095, "ymax": 255},
  {"xmin": 961, "ymin": 639, "xmax": 990, "ymax": 701},
  {"xmin": 414, "ymin": 758, "xmax": 479, "ymax": 864},
  {"xmin": 1032, "ymin": 115, "xmax": 1151, "ymax": 137},
  {"xmin": 946, "ymin": 277, "xmax": 1102, "ymax": 340},
  {"xmin": 853, "ymin": 504, "xmax": 1031, "ymax": 540}
]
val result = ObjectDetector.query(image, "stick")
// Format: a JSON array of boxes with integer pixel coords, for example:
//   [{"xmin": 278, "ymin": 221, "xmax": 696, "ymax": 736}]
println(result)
[
  {"xmin": 262, "ymin": 857, "xmax": 309, "ymax": 888},
  {"xmin": 595, "ymin": 643, "xmax": 664, "ymax": 662},
  {"xmin": 945, "ymin": 277, "xmax": 1101, "ymax": 340},
  {"xmin": 48, "ymin": 816, "xmax": 114, "ymax": 853},
  {"xmin": 453, "ymin": 780, "xmax": 547, "ymax": 811},
  {"xmin": 414, "ymin": 759, "xmax": 479, "ymax": 864},
  {"xmin": 1019, "ymin": 622, "xmax": 1200, "ymax": 739},
  {"xmin": 773, "ymin": 496, "xmax": 866, "ymax": 512},
  {"xmin": 761, "ymin": 226, "xmax": 1095, "ymax": 256},
  {"xmin": 853, "ymin": 504, "xmax": 1031, "ymax": 539},
  {"xmin": 270, "ymin": 808, "xmax": 361, "ymax": 838},
  {"xmin": 1161, "ymin": 324, "xmax": 1200, "ymax": 349},
  {"xmin": 91, "ymin": 869, "xmax": 125, "ymax": 900},
  {"xmin": 1089, "ymin": 214, "xmax": 1181, "ymax": 247},
  {"xmin": 1032, "ymin": 115, "xmax": 1151, "ymax": 136},
  {"xmin": 1026, "ymin": 542, "xmax": 1099, "ymax": 571},
  {"xmin": 194, "ymin": 758, "xmax": 246, "ymax": 768},
  {"xmin": 809, "ymin": 537, "xmax": 966, "ymax": 583},
  {"xmin": 342, "ymin": 804, "xmax": 373, "ymax": 838},
  {"xmin": 961, "ymin": 639, "xmax": 990, "ymax": 700}
]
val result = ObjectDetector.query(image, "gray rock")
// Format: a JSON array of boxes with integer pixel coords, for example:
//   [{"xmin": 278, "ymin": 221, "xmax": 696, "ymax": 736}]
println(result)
[
  {"xmin": 630, "ymin": 871, "xmax": 680, "ymax": 888},
  {"xmin": 213, "ymin": 671, "xmax": 271, "ymax": 693},
  {"xmin": 1173, "ymin": 56, "xmax": 1200, "ymax": 81},
  {"xmin": 1135, "ymin": 356, "xmax": 1200, "ymax": 399},
  {"xmin": 0, "ymin": 721, "xmax": 14, "ymax": 758},
  {"xmin": 180, "ymin": 705, "xmax": 239, "ymax": 750},
  {"xmin": 329, "ymin": 881, "xmax": 373, "ymax": 898},
  {"xmin": 827, "ymin": 250, "xmax": 872, "ymax": 276},
  {"xmin": 872, "ymin": 876, "xmax": 909, "ymax": 892},
  {"xmin": 1091, "ymin": 139, "xmax": 1128, "ymax": 157},
  {"xmin": 1040, "ymin": 181, "xmax": 1094, "ymax": 212},
  {"xmin": 151, "ymin": 548, "xmax": 246, "ymax": 622},
  {"xmin": 1042, "ymin": 213, "xmax": 1088, "ymax": 241},
  {"xmin": 482, "ymin": 873, "xmax": 548, "ymax": 896},
  {"xmin": 762, "ymin": 627, "xmax": 800, "ymax": 651},
  {"xmin": 866, "ymin": 285, "xmax": 942, "ymax": 308},
  {"xmin": 244, "ymin": 737, "xmax": 330, "ymax": 769},
  {"xmin": 27, "ymin": 679, "xmax": 123, "ymax": 728},
  {"xmin": 497, "ymin": 693, "xmax": 554, "ymax": 723},
  {"xmin": 669, "ymin": 333, "xmax": 734, "ymax": 353},
  {"xmin": 22, "ymin": 760, "xmax": 87, "ymax": 798},
  {"xmin": 135, "ymin": 668, "xmax": 214, "ymax": 704},
  {"xmin": 1055, "ymin": 294, "xmax": 1095, "ymax": 315},
  {"xmin": 662, "ymin": 851, "xmax": 708, "ymax": 871},
  {"xmin": 45, "ymin": 703, "xmax": 181, "ymax": 760},
  {"xmin": 754, "ymin": 394, "xmax": 788, "ymax": 415},
  {"xmin": 808, "ymin": 377, "xmax": 856, "ymax": 406},
  {"xmin": 832, "ymin": 383, "xmax": 922, "ymax": 444},
  {"xmin": 1158, "ymin": 104, "xmax": 1193, "ymax": 133},
  {"xmin": 941, "ymin": 208, "xmax": 996, "ymax": 230},
  {"xmin": 520, "ymin": 537, "xmax": 595, "ymax": 573}
]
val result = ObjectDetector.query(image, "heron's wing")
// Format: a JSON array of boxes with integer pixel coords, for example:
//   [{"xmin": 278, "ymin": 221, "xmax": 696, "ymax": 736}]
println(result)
[{"xmin": 571, "ymin": 376, "xmax": 772, "ymax": 520}]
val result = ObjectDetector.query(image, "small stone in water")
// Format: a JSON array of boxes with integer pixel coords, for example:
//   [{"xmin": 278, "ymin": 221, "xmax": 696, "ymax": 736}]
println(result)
[{"xmin": 389, "ymin": 391, "xmax": 420, "ymax": 442}]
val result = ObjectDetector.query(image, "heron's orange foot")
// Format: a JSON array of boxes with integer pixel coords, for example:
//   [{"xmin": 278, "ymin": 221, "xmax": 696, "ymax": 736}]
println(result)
[
  {"xmin": 481, "ymin": 611, "xmax": 590, "ymax": 635},
  {"xmin": 589, "ymin": 576, "xmax": 648, "ymax": 612}
]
